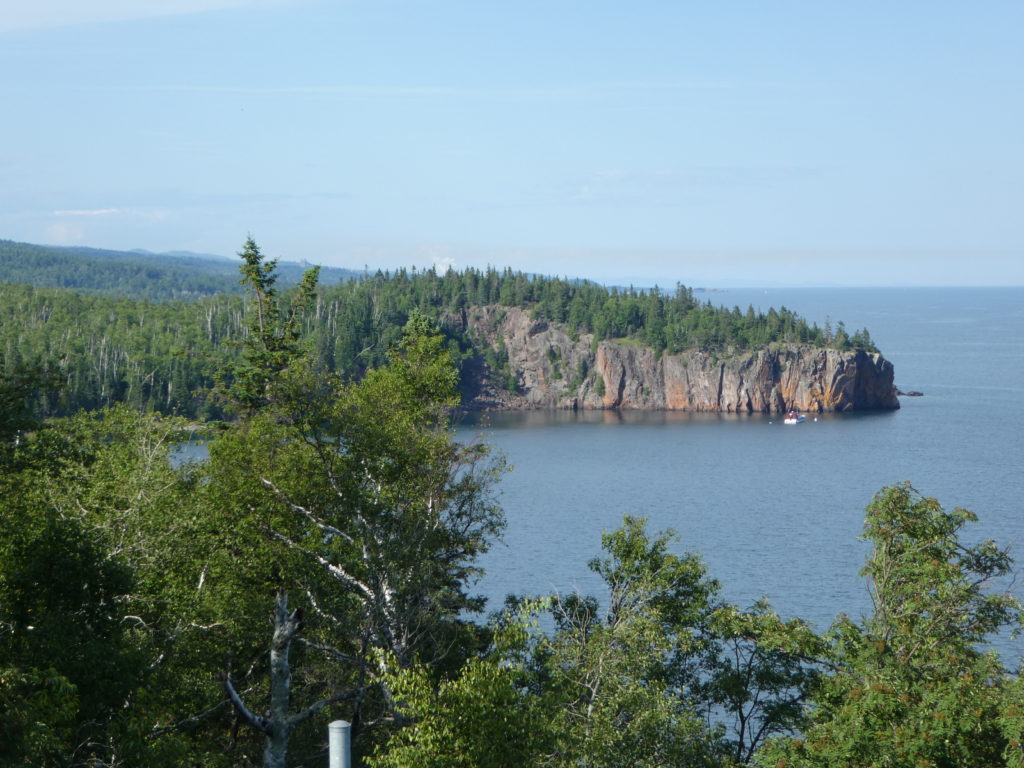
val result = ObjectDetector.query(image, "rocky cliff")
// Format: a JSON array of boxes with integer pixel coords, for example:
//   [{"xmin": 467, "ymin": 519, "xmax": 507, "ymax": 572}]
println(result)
[{"xmin": 454, "ymin": 306, "xmax": 900, "ymax": 413}]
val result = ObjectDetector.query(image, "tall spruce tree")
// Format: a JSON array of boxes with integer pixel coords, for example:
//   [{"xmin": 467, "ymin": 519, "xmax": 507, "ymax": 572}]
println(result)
[{"xmin": 228, "ymin": 236, "xmax": 320, "ymax": 413}]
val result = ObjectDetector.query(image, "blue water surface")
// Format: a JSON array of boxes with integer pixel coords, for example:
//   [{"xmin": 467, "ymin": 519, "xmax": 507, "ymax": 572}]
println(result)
[{"xmin": 458, "ymin": 287, "xmax": 1024, "ymax": 655}]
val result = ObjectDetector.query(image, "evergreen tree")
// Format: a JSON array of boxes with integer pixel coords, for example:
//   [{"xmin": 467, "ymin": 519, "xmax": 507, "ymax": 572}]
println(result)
[{"xmin": 227, "ymin": 237, "xmax": 320, "ymax": 413}]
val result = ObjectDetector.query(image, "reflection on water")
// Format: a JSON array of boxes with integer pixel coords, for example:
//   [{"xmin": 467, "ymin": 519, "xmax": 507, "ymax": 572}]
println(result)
[{"xmin": 457, "ymin": 408, "xmax": 894, "ymax": 430}]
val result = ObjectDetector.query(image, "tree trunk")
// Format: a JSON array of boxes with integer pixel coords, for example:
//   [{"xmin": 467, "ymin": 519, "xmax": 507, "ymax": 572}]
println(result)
[
  {"xmin": 264, "ymin": 591, "xmax": 299, "ymax": 767},
  {"xmin": 224, "ymin": 590, "xmax": 303, "ymax": 768}
]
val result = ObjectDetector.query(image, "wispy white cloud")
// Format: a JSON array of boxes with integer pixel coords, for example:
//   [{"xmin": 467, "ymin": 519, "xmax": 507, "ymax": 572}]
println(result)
[
  {"xmin": 0, "ymin": 0, "xmax": 304, "ymax": 33},
  {"xmin": 53, "ymin": 207, "xmax": 124, "ymax": 217}
]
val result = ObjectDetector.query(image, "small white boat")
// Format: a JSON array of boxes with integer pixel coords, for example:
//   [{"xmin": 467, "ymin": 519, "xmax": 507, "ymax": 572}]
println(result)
[{"xmin": 783, "ymin": 410, "xmax": 805, "ymax": 425}]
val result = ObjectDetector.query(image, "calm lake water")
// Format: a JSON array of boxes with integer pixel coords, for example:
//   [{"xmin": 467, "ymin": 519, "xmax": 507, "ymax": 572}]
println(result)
[{"xmin": 457, "ymin": 287, "xmax": 1024, "ymax": 648}]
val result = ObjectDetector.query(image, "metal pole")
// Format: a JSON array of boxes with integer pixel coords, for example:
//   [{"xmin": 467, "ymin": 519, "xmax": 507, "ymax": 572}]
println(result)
[{"xmin": 328, "ymin": 720, "xmax": 351, "ymax": 768}]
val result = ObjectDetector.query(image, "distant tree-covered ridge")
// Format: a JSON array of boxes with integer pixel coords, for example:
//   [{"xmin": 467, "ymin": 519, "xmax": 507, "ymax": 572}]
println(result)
[
  {"xmin": 0, "ymin": 238, "xmax": 360, "ymax": 301},
  {"xmin": 0, "ymin": 262, "xmax": 876, "ymax": 420}
]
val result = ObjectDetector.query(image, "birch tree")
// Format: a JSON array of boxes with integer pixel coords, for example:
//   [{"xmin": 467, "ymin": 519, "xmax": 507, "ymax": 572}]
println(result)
[{"xmin": 205, "ymin": 307, "xmax": 505, "ymax": 764}]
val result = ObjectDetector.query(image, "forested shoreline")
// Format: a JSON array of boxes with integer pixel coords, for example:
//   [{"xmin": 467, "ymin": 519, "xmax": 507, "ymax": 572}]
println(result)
[
  {"xmin": 1, "ymin": 247, "xmax": 875, "ymax": 420},
  {"xmin": 1, "ymin": 241, "xmax": 1022, "ymax": 767}
]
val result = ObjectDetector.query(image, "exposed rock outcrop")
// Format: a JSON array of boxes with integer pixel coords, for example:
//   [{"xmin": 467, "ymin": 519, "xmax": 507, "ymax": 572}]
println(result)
[{"xmin": 454, "ymin": 306, "xmax": 899, "ymax": 413}]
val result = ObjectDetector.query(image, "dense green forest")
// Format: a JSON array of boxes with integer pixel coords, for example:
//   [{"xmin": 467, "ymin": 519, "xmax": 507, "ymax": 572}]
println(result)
[
  {"xmin": 0, "ymin": 242, "xmax": 875, "ymax": 420},
  {"xmin": 1, "ymin": 245, "xmax": 1020, "ymax": 767},
  {"xmin": 0, "ymin": 239, "xmax": 360, "ymax": 301}
]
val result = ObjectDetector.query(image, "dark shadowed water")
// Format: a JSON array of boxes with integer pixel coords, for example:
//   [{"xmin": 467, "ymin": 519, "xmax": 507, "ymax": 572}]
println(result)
[{"xmin": 457, "ymin": 287, "xmax": 1024, "ymax": 653}]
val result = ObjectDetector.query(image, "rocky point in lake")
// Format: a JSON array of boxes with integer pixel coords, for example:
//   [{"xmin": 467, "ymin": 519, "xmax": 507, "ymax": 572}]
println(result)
[{"xmin": 455, "ymin": 305, "xmax": 898, "ymax": 413}]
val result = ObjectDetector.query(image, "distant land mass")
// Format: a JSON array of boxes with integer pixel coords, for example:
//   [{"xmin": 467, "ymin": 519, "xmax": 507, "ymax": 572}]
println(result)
[
  {"xmin": 0, "ymin": 248, "xmax": 895, "ymax": 420},
  {"xmin": 0, "ymin": 239, "xmax": 362, "ymax": 301},
  {"xmin": 456, "ymin": 305, "xmax": 897, "ymax": 413}
]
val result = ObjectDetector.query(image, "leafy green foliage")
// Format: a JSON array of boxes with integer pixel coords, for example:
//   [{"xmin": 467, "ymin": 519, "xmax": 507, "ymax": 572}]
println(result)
[
  {"xmin": 0, "ymin": 507, "xmax": 138, "ymax": 743},
  {"xmin": 528, "ymin": 517, "xmax": 724, "ymax": 768},
  {"xmin": 0, "ymin": 408, "xmax": 195, "ymax": 766},
  {"xmin": 367, "ymin": 516, "xmax": 735, "ymax": 768},
  {"xmin": 369, "ymin": 645, "xmax": 549, "ymax": 768},
  {"xmin": 0, "ymin": 666, "xmax": 77, "ymax": 767},
  {"xmin": 708, "ymin": 601, "xmax": 821, "ymax": 764},
  {"xmin": 758, "ymin": 483, "xmax": 1022, "ymax": 768}
]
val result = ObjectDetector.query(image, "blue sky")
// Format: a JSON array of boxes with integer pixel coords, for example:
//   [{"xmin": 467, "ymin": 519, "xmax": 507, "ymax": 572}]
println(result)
[{"xmin": 1, "ymin": 1, "xmax": 1021, "ymax": 286}]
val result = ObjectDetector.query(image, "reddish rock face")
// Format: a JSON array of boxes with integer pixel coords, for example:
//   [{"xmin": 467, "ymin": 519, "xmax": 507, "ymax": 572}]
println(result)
[{"xmin": 460, "ymin": 306, "xmax": 899, "ymax": 413}]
